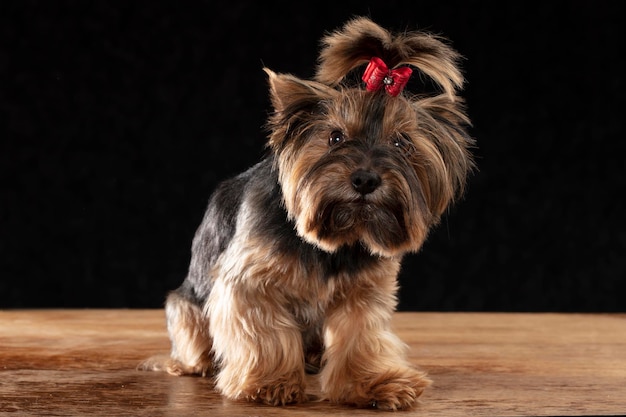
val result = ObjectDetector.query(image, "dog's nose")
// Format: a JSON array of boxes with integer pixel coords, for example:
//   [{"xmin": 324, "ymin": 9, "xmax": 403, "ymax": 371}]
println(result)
[{"xmin": 350, "ymin": 169, "xmax": 381, "ymax": 195}]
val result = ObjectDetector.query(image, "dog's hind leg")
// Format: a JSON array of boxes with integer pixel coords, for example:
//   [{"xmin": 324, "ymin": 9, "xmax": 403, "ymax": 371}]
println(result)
[
  {"xmin": 139, "ymin": 288, "xmax": 214, "ymax": 377},
  {"xmin": 162, "ymin": 289, "xmax": 214, "ymax": 376}
]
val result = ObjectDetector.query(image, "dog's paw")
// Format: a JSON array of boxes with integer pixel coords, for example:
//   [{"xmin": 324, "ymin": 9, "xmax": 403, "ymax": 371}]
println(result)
[
  {"xmin": 353, "ymin": 369, "xmax": 432, "ymax": 411},
  {"xmin": 137, "ymin": 355, "xmax": 169, "ymax": 373},
  {"xmin": 235, "ymin": 371, "xmax": 307, "ymax": 406},
  {"xmin": 246, "ymin": 381, "xmax": 307, "ymax": 406},
  {"xmin": 138, "ymin": 355, "xmax": 213, "ymax": 377},
  {"xmin": 167, "ymin": 358, "xmax": 214, "ymax": 377}
]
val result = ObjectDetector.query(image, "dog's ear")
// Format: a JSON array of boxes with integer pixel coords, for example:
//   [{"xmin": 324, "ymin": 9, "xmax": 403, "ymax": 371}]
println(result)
[
  {"xmin": 264, "ymin": 68, "xmax": 337, "ymax": 150},
  {"xmin": 315, "ymin": 17, "xmax": 463, "ymax": 100},
  {"xmin": 265, "ymin": 68, "xmax": 335, "ymax": 114}
]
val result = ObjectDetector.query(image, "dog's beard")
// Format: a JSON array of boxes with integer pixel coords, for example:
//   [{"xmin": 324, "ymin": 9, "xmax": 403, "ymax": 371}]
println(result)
[
  {"xmin": 288, "ymin": 170, "xmax": 431, "ymax": 257},
  {"xmin": 318, "ymin": 196, "xmax": 407, "ymax": 246}
]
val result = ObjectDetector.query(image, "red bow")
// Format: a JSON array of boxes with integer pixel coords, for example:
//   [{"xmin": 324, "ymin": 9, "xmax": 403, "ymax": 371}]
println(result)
[{"xmin": 362, "ymin": 57, "xmax": 412, "ymax": 97}]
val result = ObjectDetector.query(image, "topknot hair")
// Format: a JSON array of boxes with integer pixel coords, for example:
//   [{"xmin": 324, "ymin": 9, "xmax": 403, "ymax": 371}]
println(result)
[{"xmin": 315, "ymin": 17, "xmax": 464, "ymax": 99}]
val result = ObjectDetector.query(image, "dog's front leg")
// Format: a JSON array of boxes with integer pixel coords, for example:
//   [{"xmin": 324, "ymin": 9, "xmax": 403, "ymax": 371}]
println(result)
[
  {"xmin": 320, "ymin": 271, "xmax": 431, "ymax": 410},
  {"xmin": 207, "ymin": 279, "xmax": 307, "ymax": 405}
]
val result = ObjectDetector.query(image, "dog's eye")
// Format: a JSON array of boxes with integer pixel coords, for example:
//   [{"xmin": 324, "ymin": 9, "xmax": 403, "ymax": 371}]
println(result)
[
  {"xmin": 392, "ymin": 136, "xmax": 406, "ymax": 149},
  {"xmin": 329, "ymin": 130, "xmax": 345, "ymax": 146},
  {"xmin": 392, "ymin": 134, "xmax": 414, "ymax": 154}
]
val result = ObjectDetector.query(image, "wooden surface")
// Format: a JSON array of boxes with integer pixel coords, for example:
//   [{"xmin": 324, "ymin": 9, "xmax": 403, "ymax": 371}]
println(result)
[{"xmin": 0, "ymin": 310, "xmax": 624, "ymax": 416}]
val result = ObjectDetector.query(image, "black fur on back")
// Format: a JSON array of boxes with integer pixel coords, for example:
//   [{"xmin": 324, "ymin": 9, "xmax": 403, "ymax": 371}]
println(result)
[{"xmin": 174, "ymin": 156, "xmax": 379, "ymax": 306}]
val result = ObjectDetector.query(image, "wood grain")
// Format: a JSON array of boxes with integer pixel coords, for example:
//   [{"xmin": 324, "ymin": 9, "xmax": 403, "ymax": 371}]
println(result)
[{"xmin": 1, "ymin": 310, "xmax": 624, "ymax": 416}]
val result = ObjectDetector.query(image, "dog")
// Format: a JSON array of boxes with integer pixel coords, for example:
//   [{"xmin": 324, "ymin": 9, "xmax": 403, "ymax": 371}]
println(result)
[{"xmin": 140, "ymin": 17, "xmax": 474, "ymax": 410}]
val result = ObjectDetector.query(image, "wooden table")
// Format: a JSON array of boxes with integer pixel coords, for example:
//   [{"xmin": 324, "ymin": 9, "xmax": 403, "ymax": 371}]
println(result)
[{"xmin": 1, "ymin": 310, "xmax": 624, "ymax": 416}]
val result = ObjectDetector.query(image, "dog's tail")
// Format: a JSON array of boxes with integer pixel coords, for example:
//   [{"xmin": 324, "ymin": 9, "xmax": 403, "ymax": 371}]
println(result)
[{"xmin": 315, "ymin": 17, "xmax": 463, "ymax": 100}]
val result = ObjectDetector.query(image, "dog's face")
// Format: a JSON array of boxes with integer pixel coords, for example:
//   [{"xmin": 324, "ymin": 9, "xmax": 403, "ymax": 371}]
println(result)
[
  {"xmin": 262, "ymin": 17, "xmax": 474, "ymax": 258},
  {"xmin": 265, "ymin": 71, "xmax": 472, "ymax": 257}
]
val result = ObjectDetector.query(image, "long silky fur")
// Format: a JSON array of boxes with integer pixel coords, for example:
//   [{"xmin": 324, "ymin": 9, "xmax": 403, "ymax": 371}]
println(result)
[
  {"xmin": 315, "ymin": 17, "xmax": 464, "ymax": 100},
  {"xmin": 142, "ymin": 16, "xmax": 475, "ymax": 411}
]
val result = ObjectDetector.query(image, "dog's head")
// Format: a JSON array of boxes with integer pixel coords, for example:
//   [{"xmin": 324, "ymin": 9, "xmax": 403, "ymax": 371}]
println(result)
[{"xmin": 265, "ymin": 17, "xmax": 474, "ymax": 257}]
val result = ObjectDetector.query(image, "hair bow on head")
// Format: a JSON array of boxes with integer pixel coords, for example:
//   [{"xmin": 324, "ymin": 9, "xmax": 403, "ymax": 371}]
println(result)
[{"xmin": 362, "ymin": 57, "xmax": 412, "ymax": 97}]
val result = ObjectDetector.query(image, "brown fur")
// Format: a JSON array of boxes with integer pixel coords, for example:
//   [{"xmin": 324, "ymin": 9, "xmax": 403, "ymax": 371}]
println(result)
[
  {"xmin": 139, "ymin": 17, "xmax": 474, "ymax": 410},
  {"xmin": 315, "ymin": 17, "xmax": 464, "ymax": 99}
]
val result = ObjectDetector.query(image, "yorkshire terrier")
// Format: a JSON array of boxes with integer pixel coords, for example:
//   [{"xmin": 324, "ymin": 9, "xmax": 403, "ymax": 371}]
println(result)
[{"xmin": 141, "ymin": 17, "xmax": 474, "ymax": 410}]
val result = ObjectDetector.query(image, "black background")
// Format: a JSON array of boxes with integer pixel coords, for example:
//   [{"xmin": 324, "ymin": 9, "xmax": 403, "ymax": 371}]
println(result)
[{"xmin": 2, "ymin": 1, "xmax": 624, "ymax": 311}]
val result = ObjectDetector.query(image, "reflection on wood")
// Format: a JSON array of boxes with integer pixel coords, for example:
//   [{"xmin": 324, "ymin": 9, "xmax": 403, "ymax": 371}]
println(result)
[{"xmin": 1, "ymin": 310, "xmax": 624, "ymax": 416}]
